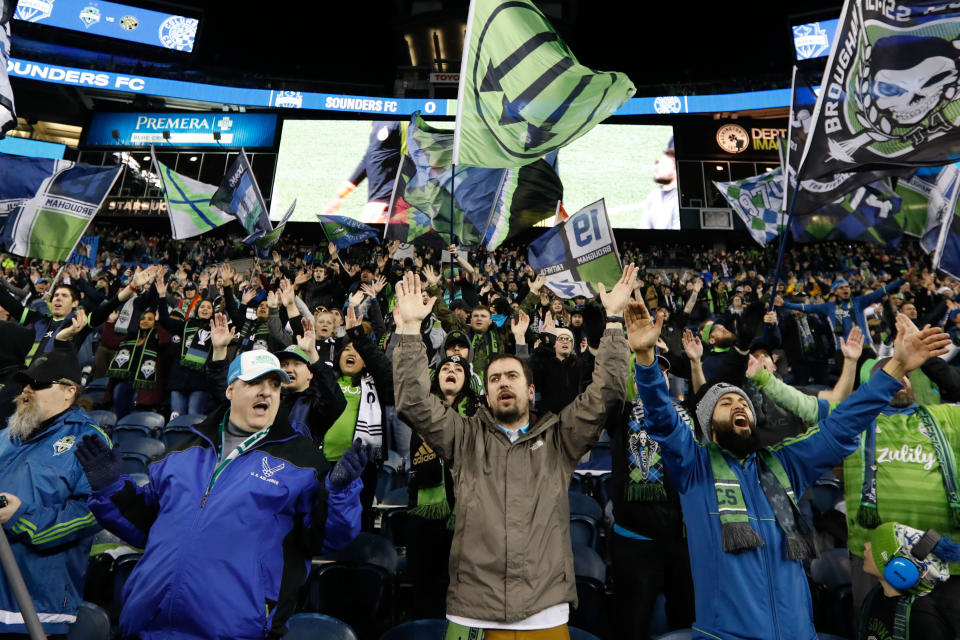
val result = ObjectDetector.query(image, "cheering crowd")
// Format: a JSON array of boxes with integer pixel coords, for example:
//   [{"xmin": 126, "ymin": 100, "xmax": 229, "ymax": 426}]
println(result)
[{"xmin": 1, "ymin": 225, "xmax": 960, "ymax": 640}]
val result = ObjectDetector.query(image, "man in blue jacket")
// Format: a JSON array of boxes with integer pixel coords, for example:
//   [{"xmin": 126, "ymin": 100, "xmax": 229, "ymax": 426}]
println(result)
[
  {"xmin": 74, "ymin": 322, "xmax": 367, "ymax": 640},
  {"xmin": 626, "ymin": 298, "xmax": 949, "ymax": 640},
  {"xmin": 0, "ymin": 350, "xmax": 107, "ymax": 638}
]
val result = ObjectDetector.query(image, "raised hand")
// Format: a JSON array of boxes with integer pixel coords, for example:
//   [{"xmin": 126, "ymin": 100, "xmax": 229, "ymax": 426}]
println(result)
[
  {"xmin": 266, "ymin": 290, "xmax": 279, "ymax": 309},
  {"xmin": 155, "ymin": 276, "xmax": 168, "ymax": 298},
  {"xmin": 681, "ymin": 328, "xmax": 703, "ymax": 362},
  {"xmin": 240, "ymin": 287, "xmax": 257, "ymax": 306},
  {"xmin": 344, "ymin": 305, "xmax": 362, "ymax": 330},
  {"xmin": 278, "ymin": 278, "xmax": 296, "ymax": 308},
  {"xmin": 56, "ymin": 308, "xmax": 88, "ymax": 342},
  {"xmin": 372, "ymin": 274, "xmax": 387, "ymax": 294},
  {"xmin": 839, "ymin": 326, "xmax": 864, "ymax": 362},
  {"xmin": 625, "ymin": 299, "xmax": 663, "ymax": 365},
  {"xmin": 294, "ymin": 268, "xmax": 311, "ymax": 286},
  {"xmin": 210, "ymin": 313, "xmax": 236, "ymax": 352},
  {"xmin": 746, "ymin": 353, "xmax": 764, "ymax": 377},
  {"xmin": 541, "ymin": 310, "xmax": 556, "ymax": 336},
  {"xmin": 395, "ymin": 271, "xmax": 436, "ymax": 334},
  {"xmin": 219, "ymin": 263, "xmax": 235, "ymax": 285},
  {"xmin": 422, "ymin": 264, "xmax": 440, "ymax": 287},
  {"xmin": 511, "ymin": 309, "xmax": 530, "ymax": 341},
  {"xmin": 328, "ymin": 439, "xmax": 370, "ymax": 491},
  {"xmin": 598, "ymin": 263, "xmax": 639, "ymax": 317},
  {"xmin": 348, "ymin": 289, "xmax": 366, "ymax": 309},
  {"xmin": 297, "ymin": 316, "xmax": 319, "ymax": 362},
  {"xmin": 885, "ymin": 319, "xmax": 951, "ymax": 379},
  {"xmin": 527, "ymin": 274, "xmax": 546, "ymax": 296}
]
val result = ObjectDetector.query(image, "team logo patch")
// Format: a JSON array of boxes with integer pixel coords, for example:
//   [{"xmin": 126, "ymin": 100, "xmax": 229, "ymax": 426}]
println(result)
[
  {"xmin": 114, "ymin": 349, "xmax": 131, "ymax": 368},
  {"xmin": 14, "ymin": 0, "xmax": 54, "ymax": 22},
  {"xmin": 654, "ymin": 96, "xmax": 682, "ymax": 114},
  {"xmin": 120, "ymin": 15, "xmax": 138, "ymax": 30},
  {"xmin": 158, "ymin": 15, "xmax": 198, "ymax": 51},
  {"xmin": 53, "ymin": 435, "xmax": 75, "ymax": 456}
]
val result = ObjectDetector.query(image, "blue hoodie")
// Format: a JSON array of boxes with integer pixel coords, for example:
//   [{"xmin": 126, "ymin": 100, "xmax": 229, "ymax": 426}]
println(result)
[{"xmin": 633, "ymin": 360, "xmax": 902, "ymax": 640}]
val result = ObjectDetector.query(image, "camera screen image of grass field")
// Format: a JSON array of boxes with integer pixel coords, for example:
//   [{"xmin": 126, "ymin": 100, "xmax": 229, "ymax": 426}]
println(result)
[{"xmin": 271, "ymin": 120, "xmax": 674, "ymax": 229}]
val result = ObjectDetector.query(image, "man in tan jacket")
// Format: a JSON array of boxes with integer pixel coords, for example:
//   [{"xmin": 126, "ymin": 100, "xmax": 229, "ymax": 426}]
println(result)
[{"xmin": 393, "ymin": 267, "xmax": 639, "ymax": 639}]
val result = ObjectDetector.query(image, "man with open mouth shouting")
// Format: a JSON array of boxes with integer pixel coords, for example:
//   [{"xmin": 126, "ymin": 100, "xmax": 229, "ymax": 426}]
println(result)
[
  {"xmin": 393, "ymin": 266, "xmax": 639, "ymax": 639},
  {"xmin": 629, "ymin": 295, "xmax": 951, "ymax": 640}
]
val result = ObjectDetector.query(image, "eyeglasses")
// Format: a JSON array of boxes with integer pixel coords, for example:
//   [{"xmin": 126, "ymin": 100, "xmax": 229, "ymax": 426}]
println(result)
[
  {"xmin": 24, "ymin": 379, "xmax": 74, "ymax": 391},
  {"xmin": 555, "ymin": 336, "xmax": 573, "ymax": 343}
]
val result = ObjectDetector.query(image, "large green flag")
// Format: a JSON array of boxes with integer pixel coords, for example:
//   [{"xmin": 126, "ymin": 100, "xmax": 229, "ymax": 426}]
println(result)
[
  {"xmin": 453, "ymin": 0, "xmax": 635, "ymax": 168},
  {"xmin": 152, "ymin": 147, "xmax": 232, "ymax": 240}
]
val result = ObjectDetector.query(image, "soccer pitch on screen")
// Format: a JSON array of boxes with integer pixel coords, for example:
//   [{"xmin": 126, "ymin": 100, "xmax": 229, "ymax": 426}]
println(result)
[{"xmin": 270, "ymin": 120, "xmax": 673, "ymax": 229}]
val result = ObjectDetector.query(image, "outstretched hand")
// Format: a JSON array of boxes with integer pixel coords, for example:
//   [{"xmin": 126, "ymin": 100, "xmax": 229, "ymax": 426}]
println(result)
[
  {"xmin": 681, "ymin": 328, "xmax": 703, "ymax": 362},
  {"xmin": 395, "ymin": 271, "xmax": 436, "ymax": 334},
  {"xmin": 839, "ymin": 326, "xmax": 864, "ymax": 362},
  {"xmin": 598, "ymin": 263, "xmax": 639, "ymax": 317},
  {"xmin": 884, "ymin": 315, "xmax": 951, "ymax": 379},
  {"xmin": 328, "ymin": 439, "xmax": 371, "ymax": 491},
  {"xmin": 625, "ymin": 299, "xmax": 663, "ymax": 365}
]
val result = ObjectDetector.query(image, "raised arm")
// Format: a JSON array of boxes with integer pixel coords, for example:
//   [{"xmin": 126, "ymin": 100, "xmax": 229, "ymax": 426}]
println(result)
[
  {"xmin": 392, "ymin": 271, "xmax": 466, "ymax": 463},
  {"xmin": 819, "ymin": 325, "xmax": 864, "ymax": 404}
]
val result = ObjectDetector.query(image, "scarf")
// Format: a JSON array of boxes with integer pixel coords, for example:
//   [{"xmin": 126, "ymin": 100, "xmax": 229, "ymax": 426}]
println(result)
[
  {"xmin": 626, "ymin": 398, "xmax": 695, "ymax": 501},
  {"xmin": 115, "ymin": 297, "xmax": 136, "ymax": 335},
  {"xmin": 409, "ymin": 395, "xmax": 468, "ymax": 526},
  {"xmin": 353, "ymin": 372, "xmax": 382, "ymax": 456},
  {"xmin": 179, "ymin": 320, "xmax": 212, "ymax": 370},
  {"xmin": 796, "ymin": 314, "xmax": 816, "ymax": 356},
  {"xmin": 107, "ymin": 329, "xmax": 160, "ymax": 390},
  {"xmin": 470, "ymin": 330, "xmax": 500, "ymax": 376},
  {"xmin": 858, "ymin": 407, "xmax": 960, "ymax": 528},
  {"xmin": 238, "ymin": 318, "xmax": 269, "ymax": 352},
  {"xmin": 707, "ymin": 444, "xmax": 817, "ymax": 559},
  {"xmin": 858, "ymin": 585, "xmax": 916, "ymax": 640},
  {"xmin": 25, "ymin": 314, "xmax": 70, "ymax": 366}
]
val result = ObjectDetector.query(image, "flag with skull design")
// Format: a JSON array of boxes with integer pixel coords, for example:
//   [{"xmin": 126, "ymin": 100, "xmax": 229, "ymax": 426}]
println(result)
[{"xmin": 799, "ymin": 0, "xmax": 960, "ymax": 182}]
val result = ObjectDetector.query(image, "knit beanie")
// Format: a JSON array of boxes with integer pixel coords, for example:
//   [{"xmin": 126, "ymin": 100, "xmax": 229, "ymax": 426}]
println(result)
[
  {"xmin": 868, "ymin": 522, "xmax": 960, "ymax": 594},
  {"xmin": 695, "ymin": 382, "xmax": 756, "ymax": 443}
]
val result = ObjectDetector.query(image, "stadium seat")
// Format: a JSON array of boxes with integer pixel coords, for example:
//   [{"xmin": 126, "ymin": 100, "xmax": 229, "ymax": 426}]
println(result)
[
  {"xmin": 118, "ymin": 437, "xmax": 164, "ymax": 475},
  {"xmin": 653, "ymin": 630, "xmax": 693, "ymax": 640},
  {"xmin": 569, "ymin": 492, "xmax": 603, "ymax": 549},
  {"xmin": 162, "ymin": 414, "xmax": 202, "ymax": 449},
  {"xmin": 87, "ymin": 409, "xmax": 117, "ymax": 432},
  {"xmin": 569, "ymin": 627, "xmax": 603, "ymax": 640},
  {"xmin": 383, "ymin": 449, "xmax": 405, "ymax": 473},
  {"xmin": 166, "ymin": 413, "xmax": 204, "ymax": 428},
  {"xmin": 379, "ymin": 618, "xmax": 446, "ymax": 639},
  {"xmin": 338, "ymin": 532, "xmax": 400, "ymax": 574},
  {"xmin": 66, "ymin": 601, "xmax": 111, "ymax": 640},
  {"xmin": 110, "ymin": 553, "xmax": 142, "ymax": 618},
  {"xmin": 375, "ymin": 465, "xmax": 403, "ymax": 502},
  {"xmin": 304, "ymin": 563, "xmax": 393, "ymax": 640},
  {"xmin": 810, "ymin": 548, "xmax": 852, "ymax": 590},
  {"xmin": 127, "ymin": 472, "xmax": 150, "ymax": 487},
  {"xmin": 117, "ymin": 410, "xmax": 165, "ymax": 434},
  {"xmin": 283, "ymin": 613, "xmax": 358, "ymax": 640},
  {"xmin": 648, "ymin": 593, "xmax": 669, "ymax": 638},
  {"xmin": 571, "ymin": 545, "xmax": 606, "ymax": 636},
  {"xmin": 380, "ymin": 487, "xmax": 409, "ymax": 507}
]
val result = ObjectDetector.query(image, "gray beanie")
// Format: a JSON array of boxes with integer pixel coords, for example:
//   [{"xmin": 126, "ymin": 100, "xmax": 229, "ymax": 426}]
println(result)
[{"xmin": 695, "ymin": 382, "xmax": 756, "ymax": 442}]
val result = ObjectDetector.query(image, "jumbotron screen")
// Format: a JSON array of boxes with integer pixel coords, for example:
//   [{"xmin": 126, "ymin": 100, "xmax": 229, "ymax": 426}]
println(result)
[{"xmin": 271, "ymin": 120, "xmax": 676, "ymax": 229}]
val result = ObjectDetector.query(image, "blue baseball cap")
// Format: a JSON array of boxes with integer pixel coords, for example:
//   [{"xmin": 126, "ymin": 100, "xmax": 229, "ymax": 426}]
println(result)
[{"xmin": 227, "ymin": 350, "xmax": 290, "ymax": 385}]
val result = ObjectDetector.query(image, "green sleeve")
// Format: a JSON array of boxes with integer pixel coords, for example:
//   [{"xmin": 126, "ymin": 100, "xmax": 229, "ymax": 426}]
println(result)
[{"xmin": 751, "ymin": 369, "xmax": 821, "ymax": 426}]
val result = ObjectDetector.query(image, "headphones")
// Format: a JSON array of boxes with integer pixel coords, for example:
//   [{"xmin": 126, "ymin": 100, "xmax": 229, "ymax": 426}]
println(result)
[{"xmin": 883, "ymin": 528, "xmax": 941, "ymax": 591}]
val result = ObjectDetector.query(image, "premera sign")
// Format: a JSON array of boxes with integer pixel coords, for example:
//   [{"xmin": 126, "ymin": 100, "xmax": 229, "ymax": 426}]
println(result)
[{"xmin": 86, "ymin": 112, "xmax": 277, "ymax": 148}]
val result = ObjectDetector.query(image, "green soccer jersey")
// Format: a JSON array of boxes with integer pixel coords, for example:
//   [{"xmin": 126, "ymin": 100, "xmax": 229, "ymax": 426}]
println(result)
[{"xmin": 843, "ymin": 404, "xmax": 960, "ymax": 573}]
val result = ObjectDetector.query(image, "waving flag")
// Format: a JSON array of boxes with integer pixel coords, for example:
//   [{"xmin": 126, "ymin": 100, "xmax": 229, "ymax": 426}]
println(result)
[
  {"xmin": 0, "ymin": 153, "xmax": 120, "ymax": 260},
  {"xmin": 930, "ymin": 166, "xmax": 960, "ymax": 278},
  {"xmin": 798, "ymin": 0, "xmax": 960, "ymax": 182},
  {"xmin": 212, "ymin": 150, "xmax": 274, "ymax": 244},
  {"xmin": 528, "ymin": 199, "xmax": 621, "ymax": 298},
  {"xmin": 452, "ymin": 0, "xmax": 635, "ymax": 168},
  {"xmin": 318, "ymin": 214, "xmax": 379, "ymax": 250},
  {"xmin": 386, "ymin": 113, "xmax": 561, "ymax": 248},
  {"xmin": 714, "ymin": 169, "xmax": 786, "ymax": 245},
  {"xmin": 791, "ymin": 179, "xmax": 905, "ymax": 247},
  {"xmin": 0, "ymin": 1, "xmax": 16, "ymax": 138},
  {"xmin": 152, "ymin": 147, "xmax": 232, "ymax": 239}
]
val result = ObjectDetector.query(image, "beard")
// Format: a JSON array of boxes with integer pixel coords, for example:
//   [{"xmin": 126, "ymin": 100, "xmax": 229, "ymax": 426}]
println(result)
[
  {"xmin": 8, "ymin": 396, "xmax": 45, "ymax": 440},
  {"xmin": 714, "ymin": 420, "xmax": 763, "ymax": 458},
  {"xmin": 654, "ymin": 174, "xmax": 675, "ymax": 185},
  {"xmin": 712, "ymin": 334, "xmax": 736, "ymax": 349},
  {"xmin": 890, "ymin": 387, "xmax": 916, "ymax": 408},
  {"xmin": 490, "ymin": 395, "xmax": 527, "ymax": 425}
]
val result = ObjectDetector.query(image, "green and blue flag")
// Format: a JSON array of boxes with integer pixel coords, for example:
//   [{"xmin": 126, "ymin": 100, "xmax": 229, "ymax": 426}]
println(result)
[
  {"xmin": 318, "ymin": 214, "xmax": 379, "ymax": 250},
  {"xmin": 152, "ymin": 146, "xmax": 233, "ymax": 239}
]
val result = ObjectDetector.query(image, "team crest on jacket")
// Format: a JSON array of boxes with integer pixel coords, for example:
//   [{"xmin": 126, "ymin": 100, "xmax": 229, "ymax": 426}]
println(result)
[{"xmin": 53, "ymin": 435, "xmax": 76, "ymax": 456}]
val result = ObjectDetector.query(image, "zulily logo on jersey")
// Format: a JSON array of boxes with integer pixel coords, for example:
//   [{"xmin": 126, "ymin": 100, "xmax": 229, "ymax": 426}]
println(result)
[{"xmin": 876, "ymin": 445, "xmax": 937, "ymax": 470}]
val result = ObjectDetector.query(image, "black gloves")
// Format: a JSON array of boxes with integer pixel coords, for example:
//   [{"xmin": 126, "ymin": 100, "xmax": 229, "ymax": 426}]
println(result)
[
  {"xmin": 328, "ymin": 439, "xmax": 370, "ymax": 491},
  {"xmin": 74, "ymin": 434, "xmax": 123, "ymax": 492}
]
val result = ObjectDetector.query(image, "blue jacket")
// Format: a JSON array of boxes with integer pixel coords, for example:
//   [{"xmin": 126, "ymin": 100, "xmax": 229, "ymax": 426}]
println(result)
[
  {"xmin": 0, "ymin": 407, "xmax": 107, "ymax": 635},
  {"xmin": 88, "ymin": 405, "xmax": 362, "ymax": 640},
  {"xmin": 633, "ymin": 360, "xmax": 902, "ymax": 640},
  {"xmin": 781, "ymin": 279, "xmax": 902, "ymax": 348}
]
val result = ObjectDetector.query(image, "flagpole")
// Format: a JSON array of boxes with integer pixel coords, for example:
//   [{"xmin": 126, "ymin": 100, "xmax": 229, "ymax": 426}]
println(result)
[
  {"xmin": 450, "ymin": 163, "xmax": 456, "ymax": 289},
  {"xmin": 767, "ymin": 186, "xmax": 800, "ymax": 311}
]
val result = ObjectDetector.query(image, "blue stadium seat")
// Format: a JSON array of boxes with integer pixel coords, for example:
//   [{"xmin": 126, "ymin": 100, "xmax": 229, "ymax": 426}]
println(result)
[
  {"xmin": 380, "ymin": 487, "xmax": 409, "ymax": 507},
  {"xmin": 653, "ymin": 630, "xmax": 693, "ymax": 640},
  {"xmin": 83, "ymin": 377, "xmax": 109, "ymax": 395},
  {"xmin": 117, "ymin": 410, "xmax": 165, "ymax": 434},
  {"xmin": 66, "ymin": 601, "xmax": 111, "ymax": 640},
  {"xmin": 648, "ymin": 593, "xmax": 669, "ymax": 638},
  {"xmin": 379, "ymin": 618, "xmax": 446, "ymax": 639},
  {"xmin": 87, "ymin": 409, "xmax": 117, "ymax": 432},
  {"xmin": 166, "ymin": 413, "xmax": 204, "ymax": 428},
  {"xmin": 337, "ymin": 532, "xmax": 400, "ymax": 574},
  {"xmin": 571, "ymin": 545, "xmax": 606, "ymax": 636},
  {"xmin": 570, "ymin": 627, "xmax": 603, "ymax": 640},
  {"xmin": 304, "ymin": 563, "xmax": 392, "ymax": 640},
  {"xmin": 283, "ymin": 613, "xmax": 358, "ymax": 640},
  {"xmin": 810, "ymin": 548, "xmax": 852, "ymax": 590},
  {"xmin": 161, "ymin": 415, "xmax": 202, "ymax": 449},
  {"xmin": 569, "ymin": 491, "xmax": 603, "ymax": 549},
  {"xmin": 110, "ymin": 553, "xmax": 142, "ymax": 618},
  {"xmin": 117, "ymin": 437, "xmax": 164, "ymax": 475}
]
